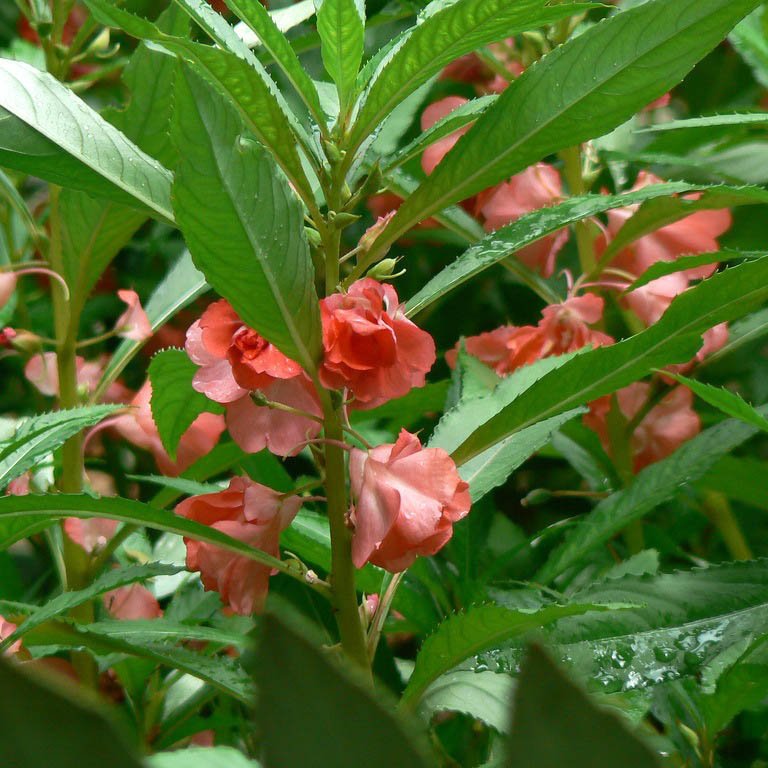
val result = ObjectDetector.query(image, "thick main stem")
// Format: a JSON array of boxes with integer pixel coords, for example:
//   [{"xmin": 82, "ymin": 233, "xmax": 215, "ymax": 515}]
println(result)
[
  {"xmin": 49, "ymin": 185, "xmax": 97, "ymax": 686},
  {"xmin": 560, "ymin": 144, "xmax": 597, "ymax": 275}
]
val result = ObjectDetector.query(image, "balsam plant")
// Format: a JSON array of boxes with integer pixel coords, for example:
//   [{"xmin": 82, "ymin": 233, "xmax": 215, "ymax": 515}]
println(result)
[{"xmin": 2, "ymin": 0, "xmax": 768, "ymax": 764}]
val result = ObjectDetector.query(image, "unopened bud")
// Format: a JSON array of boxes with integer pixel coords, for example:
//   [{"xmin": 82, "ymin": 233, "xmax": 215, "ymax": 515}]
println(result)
[
  {"xmin": 358, "ymin": 210, "xmax": 396, "ymax": 254},
  {"xmin": 304, "ymin": 227, "xmax": 322, "ymax": 248},
  {"xmin": 323, "ymin": 140, "xmax": 344, "ymax": 165},
  {"xmin": 522, "ymin": 488, "xmax": 553, "ymax": 507},
  {"xmin": 366, "ymin": 257, "xmax": 405, "ymax": 281},
  {"xmin": 328, "ymin": 211, "xmax": 360, "ymax": 229},
  {"xmin": 7, "ymin": 329, "xmax": 42, "ymax": 355},
  {"xmin": 87, "ymin": 28, "xmax": 112, "ymax": 56}
]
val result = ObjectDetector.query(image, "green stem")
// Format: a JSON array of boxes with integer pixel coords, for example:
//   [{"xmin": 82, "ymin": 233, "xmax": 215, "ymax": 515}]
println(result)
[
  {"xmin": 560, "ymin": 144, "xmax": 597, "ymax": 275},
  {"xmin": 700, "ymin": 490, "xmax": 753, "ymax": 561}
]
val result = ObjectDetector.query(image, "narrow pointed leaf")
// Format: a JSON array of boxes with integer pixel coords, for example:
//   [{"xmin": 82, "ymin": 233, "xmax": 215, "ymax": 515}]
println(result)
[
  {"xmin": 664, "ymin": 372, "xmax": 768, "ymax": 433},
  {"xmin": 452, "ymin": 257, "xmax": 768, "ymax": 466},
  {"xmin": 317, "ymin": 0, "xmax": 365, "ymax": 109},
  {"xmin": 0, "ymin": 59, "xmax": 173, "ymax": 219},
  {"xmin": 639, "ymin": 112, "xmax": 768, "ymax": 132},
  {"xmin": 370, "ymin": 0, "xmax": 763, "ymax": 259},
  {"xmin": 172, "ymin": 65, "xmax": 321, "ymax": 371},
  {"xmin": 349, "ymin": 0, "xmax": 598, "ymax": 149},
  {"xmin": 225, "ymin": 0, "xmax": 324, "ymax": 123},
  {"xmin": 536, "ymin": 416, "xmax": 760, "ymax": 584},
  {"xmin": 730, "ymin": 8, "xmax": 768, "ymax": 89}
]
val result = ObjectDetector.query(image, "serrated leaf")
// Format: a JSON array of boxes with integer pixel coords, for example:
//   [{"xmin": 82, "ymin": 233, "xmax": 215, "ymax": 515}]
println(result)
[
  {"xmin": 84, "ymin": 0, "xmax": 316, "ymax": 204},
  {"xmin": 505, "ymin": 646, "xmax": 660, "ymax": 768},
  {"xmin": 385, "ymin": 95, "xmax": 497, "ymax": 172},
  {"xmin": 600, "ymin": 186, "xmax": 768, "ymax": 264},
  {"xmin": 0, "ymin": 563, "xmax": 183, "ymax": 653},
  {"xmin": 730, "ymin": 7, "xmax": 768, "ymax": 89},
  {"xmin": 83, "ymin": 618, "xmax": 250, "ymax": 649},
  {"xmin": 626, "ymin": 251, "xmax": 758, "ymax": 292},
  {"xmin": 400, "ymin": 602, "xmax": 616, "ymax": 709},
  {"xmin": 663, "ymin": 372, "xmax": 768, "ymax": 433},
  {"xmin": 225, "ymin": 0, "xmax": 324, "ymax": 124},
  {"xmin": 452, "ymin": 257, "xmax": 768, "ymax": 466},
  {"xmin": 536, "ymin": 416, "xmax": 760, "ymax": 584},
  {"xmin": 0, "ymin": 656, "xmax": 143, "ymax": 768},
  {"xmin": 405, "ymin": 182, "xmax": 709, "ymax": 318},
  {"xmin": 639, "ymin": 111, "xmax": 768, "ymax": 133},
  {"xmin": 0, "ymin": 59, "xmax": 173, "ymax": 219},
  {"xmin": 0, "ymin": 494, "xmax": 284, "ymax": 573},
  {"xmin": 317, "ymin": 0, "xmax": 365, "ymax": 110},
  {"xmin": 369, "ymin": 0, "xmax": 762, "ymax": 259},
  {"xmin": 149, "ymin": 349, "xmax": 223, "ymax": 461},
  {"xmin": 420, "ymin": 669, "xmax": 514, "ymax": 733},
  {"xmin": 349, "ymin": 0, "xmax": 597, "ymax": 150},
  {"xmin": 172, "ymin": 64, "xmax": 321, "ymax": 372},
  {"xmin": 94, "ymin": 251, "xmax": 208, "ymax": 402},
  {"xmin": 255, "ymin": 613, "xmax": 432, "ymax": 767},
  {"xmin": 0, "ymin": 406, "xmax": 121, "ymax": 491}
]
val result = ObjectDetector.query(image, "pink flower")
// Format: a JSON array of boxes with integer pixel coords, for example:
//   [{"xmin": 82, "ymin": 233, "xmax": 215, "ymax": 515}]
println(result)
[
  {"xmin": 606, "ymin": 171, "xmax": 731, "ymax": 280},
  {"xmin": 185, "ymin": 300, "xmax": 321, "ymax": 457},
  {"xmin": 175, "ymin": 477, "xmax": 302, "ymax": 615},
  {"xmin": 421, "ymin": 96, "xmax": 470, "ymax": 176},
  {"xmin": 64, "ymin": 518, "xmax": 119, "ymax": 553},
  {"xmin": 584, "ymin": 382, "xmax": 700, "ymax": 472},
  {"xmin": 103, "ymin": 584, "xmax": 162, "ymax": 620},
  {"xmin": 0, "ymin": 273, "xmax": 16, "ymax": 309},
  {"xmin": 113, "ymin": 381, "xmax": 225, "ymax": 476},
  {"xmin": 0, "ymin": 615, "xmax": 21, "ymax": 655},
  {"xmin": 320, "ymin": 279, "xmax": 436, "ymax": 409},
  {"xmin": 7, "ymin": 474, "xmax": 30, "ymax": 496},
  {"xmin": 440, "ymin": 38, "xmax": 523, "ymax": 94},
  {"xmin": 449, "ymin": 294, "xmax": 613, "ymax": 376},
  {"xmin": 349, "ymin": 430, "xmax": 471, "ymax": 572},
  {"xmin": 475, "ymin": 164, "xmax": 568, "ymax": 277},
  {"xmin": 623, "ymin": 273, "xmax": 690, "ymax": 327},
  {"xmin": 115, "ymin": 289, "xmax": 152, "ymax": 341},
  {"xmin": 24, "ymin": 352, "xmax": 103, "ymax": 397},
  {"xmin": 359, "ymin": 210, "xmax": 396, "ymax": 254}
]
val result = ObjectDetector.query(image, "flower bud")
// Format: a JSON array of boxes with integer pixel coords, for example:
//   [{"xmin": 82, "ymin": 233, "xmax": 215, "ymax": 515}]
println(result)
[
  {"xmin": 304, "ymin": 227, "xmax": 322, "ymax": 248},
  {"xmin": 7, "ymin": 329, "xmax": 42, "ymax": 355},
  {"xmin": 366, "ymin": 257, "xmax": 405, "ymax": 281},
  {"xmin": 522, "ymin": 488, "xmax": 553, "ymax": 507}
]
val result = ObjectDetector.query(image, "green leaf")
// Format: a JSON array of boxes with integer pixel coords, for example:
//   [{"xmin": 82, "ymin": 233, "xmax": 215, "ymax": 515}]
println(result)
[
  {"xmin": 0, "ymin": 406, "xmax": 121, "ymax": 491},
  {"xmin": 700, "ymin": 305, "xmax": 768, "ymax": 368},
  {"xmin": 149, "ymin": 349, "xmax": 223, "ymax": 461},
  {"xmin": 0, "ymin": 59, "xmax": 173, "ymax": 219},
  {"xmin": 535, "ymin": 416, "xmax": 760, "ymax": 584},
  {"xmin": 451, "ymin": 257, "xmax": 768, "ymax": 466},
  {"xmin": 419, "ymin": 669, "xmax": 514, "ymax": 733},
  {"xmin": 317, "ymin": 0, "xmax": 365, "ymax": 110},
  {"xmin": 385, "ymin": 95, "xmax": 497, "ymax": 172},
  {"xmin": 638, "ymin": 111, "xmax": 768, "ymax": 133},
  {"xmin": 0, "ymin": 563, "xmax": 183, "ymax": 653},
  {"xmin": 400, "ymin": 602, "xmax": 617, "ymax": 709},
  {"xmin": 0, "ymin": 656, "xmax": 143, "ymax": 768},
  {"xmin": 698, "ymin": 456, "xmax": 768, "ymax": 512},
  {"xmin": 224, "ymin": 0, "xmax": 324, "ymax": 124},
  {"xmin": 83, "ymin": 618, "xmax": 250, "ymax": 649},
  {"xmin": 625, "ymin": 251, "xmax": 758, "ymax": 292},
  {"xmin": 600, "ymin": 186, "xmax": 768, "ymax": 264},
  {"xmin": 405, "ymin": 182, "xmax": 707, "ymax": 318},
  {"xmin": 172, "ymin": 64, "xmax": 321, "ymax": 372},
  {"xmin": 59, "ymin": 4, "xmax": 189, "ymax": 301},
  {"xmin": 254, "ymin": 613, "xmax": 432, "ymax": 767},
  {"xmin": 148, "ymin": 747, "xmax": 261, "ymax": 768},
  {"xmin": 0, "ymin": 494, "xmax": 284, "ymax": 573},
  {"xmin": 370, "ymin": 0, "xmax": 763, "ymax": 258},
  {"xmin": 505, "ymin": 646, "xmax": 660, "ymax": 768},
  {"xmin": 95, "ymin": 251, "xmax": 208, "ymax": 401},
  {"xmin": 83, "ymin": 0, "xmax": 316, "ymax": 204},
  {"xmin": 349, "ymin": 0, "xmax": 597, "ymax": 150},
  {"xmin": 730, "ymin": 7, "xmax": 768, "ymax": 89},
  {"xmin": 663, "ymin": 372, "xmax": 768, "ymax": 433}
]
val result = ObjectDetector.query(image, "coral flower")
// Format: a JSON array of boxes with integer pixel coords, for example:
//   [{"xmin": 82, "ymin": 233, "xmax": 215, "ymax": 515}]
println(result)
[
  {"xmin": 175, "ymin": 477, "xmax": 302, "ymax": 615},
  {"xmin": 449, "ymin": 294, "xmax": 613, "ymax": 376},
  {"xmin": 185, "ymin": 300, "xmax": 321, "ymax": 456},
  {"xmin": 420, "ymin": 96, "xmax": 471, "ymax": 176},
  {"xmin": 584, "ymin": 382, "xmax": 700, "ymax": 472},
  {"xmin": 0, "ymin": 272, "xmax": 16, "ymax": 309},
  {"xmin": 115, "ymin": 289, "xmax": 152, "ymax": 341},
  {"xmin": 113, "ymin": 381, "xmax": 225, "ymax": 476},
  {"xmin": 103, "ymin": 584, "xmax": 163, "ymax": 620},
  {"xmin": 25, "ymin": 352, "xmax": 104, "ymax": 397},
  {"xmin": 64, "ymin": 518, "xmax": 119, "ymax": 553},
  {"xmin": 0, "ymin": 615, "xmax": 21, "ymax": 655},
  {"xmin": 475, "ymin": 163, "xmax": 568, "ymax": 277},
  {"xmin": 320, "ymin": 279, "xmax": 436, "ymax": 408},
  {"xmin": 349, "ymin": 430, "xmax": 471, "ymax": 572}
]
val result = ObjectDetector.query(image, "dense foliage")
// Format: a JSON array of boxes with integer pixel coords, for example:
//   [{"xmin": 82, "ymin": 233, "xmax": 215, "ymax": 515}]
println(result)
[{"xmin": 2, "ymin": 0, "xmax": 768, "ymax": 765}]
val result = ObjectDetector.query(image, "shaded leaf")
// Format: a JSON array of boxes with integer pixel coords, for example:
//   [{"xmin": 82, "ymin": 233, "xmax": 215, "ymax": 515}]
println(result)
[{"xmin": 317, "ymin": 0, "xmax": 365, "ymax": 109}]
